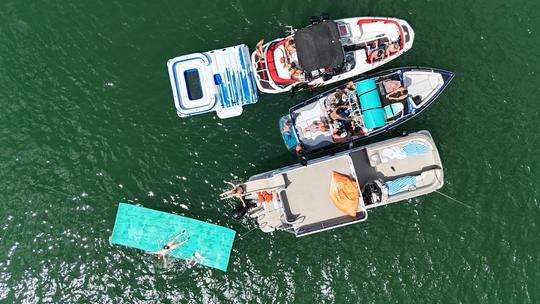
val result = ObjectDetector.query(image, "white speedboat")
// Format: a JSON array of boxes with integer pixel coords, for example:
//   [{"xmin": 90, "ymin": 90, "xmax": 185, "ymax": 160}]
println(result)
[
  {"xmin": 251, "ymin": 15, "xmax": 415, "ymax": 94},
  {"xmin": 223, "ymin": 131, "xmax": 443, "ymax": 237}
]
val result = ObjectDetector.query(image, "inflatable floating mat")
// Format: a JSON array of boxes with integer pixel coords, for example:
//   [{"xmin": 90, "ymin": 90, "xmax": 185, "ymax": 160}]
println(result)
[{"xmin": 111, "ymin": 203, "xmax": 236, "ymax": 271}]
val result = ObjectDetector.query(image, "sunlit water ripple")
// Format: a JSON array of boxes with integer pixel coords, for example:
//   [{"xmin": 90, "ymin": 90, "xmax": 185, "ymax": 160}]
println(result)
[{"xmin": 0, "ymin": 0, "xmax": 539, "ymax": 303}]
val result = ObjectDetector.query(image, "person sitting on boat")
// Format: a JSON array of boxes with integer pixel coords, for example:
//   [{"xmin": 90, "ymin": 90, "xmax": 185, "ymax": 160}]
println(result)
[
  {"xmin": 345, "ymin": 81, "xmax": 356, "ymax": 92},
  {"xmin": 330, "ymin": 105, "xmax": 352, "ymax": 121},
  {"xmin": 367, "ymin": 41, "xmax": 400, "ymax": 64},
  {"xmin": 288, "ymin": 62, "xmax": 304, "ymax": 80},
  {"xmin": 385, "ymin": 42, "xmax": 401, "ymax": 57},
  {"xmin": 146, "ymin": 230, "xmax": 190, "ymax": 258},
  {"xmin": 295, "ymin": 143, "xmax": 308, "ymax": 166},
  {"xmin": 303, "ymin": 119, "xmax": 330, "ymax": 134},
  {"xmin": 367, "ymin": 40, "xmax": 386, "ymax": 64},
  {"xmin": 325, "ymin": 89, "xmax": 347, "ymax": 110},
  {"xmin": 286, "ymin": 39, "xmax": 298, "ymax": 64},
  {"xmin": 332, "ymin": 127, "xmax": 349, "ymax": 142},
  {"xmin": 349, "ymin": 121, "xmax": 367, "ymax": 136},
  {"xmin": 344, "ymin": 81, "xmax": 358, "ymax": 102},
  {"xmin": 282, "ymin": 117, "xmax": 292, "ymax": 134},
  {"xmin": 386, "ymin": 87, "xmax": 409, "ymax": 101},
  {"xmin": 255, "ymin": 39, "xmax": 265, "ymax": 62}
]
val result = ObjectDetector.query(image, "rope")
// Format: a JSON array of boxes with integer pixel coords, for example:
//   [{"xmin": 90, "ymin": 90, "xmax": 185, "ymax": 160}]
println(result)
[
  {"xmin": 236, "ymin": 226, "xmax": 258, "ymax": 242},
  {"xmin": 432, "ymin": 172, "xmax": 475, "ymax": 210},
  {"xmin": 435, "ymin": 190, "xmax": 474, "ymax": 209}
]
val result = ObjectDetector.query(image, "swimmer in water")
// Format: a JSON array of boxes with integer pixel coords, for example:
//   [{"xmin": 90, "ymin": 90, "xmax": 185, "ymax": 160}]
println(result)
[{"xmin": 146, "ymin": 230, "xmax": 190, "ymax": 258}]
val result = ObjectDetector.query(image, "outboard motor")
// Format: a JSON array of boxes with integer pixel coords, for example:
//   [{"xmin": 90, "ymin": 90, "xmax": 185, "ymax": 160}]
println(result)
[
  {"xmin": 362, "ymin": 182, "xmax": 382, "ymax": 206},
  {"xmin": 310, "ymin": 16, "xmax": 319, "ymax": 25},
  {"xmin": 231, "ymin": 203, "xmax": 247, "ymax": 220},
  {"xmin": 231, "ymin": 201, "xmax": 257, "ymax": 220}
]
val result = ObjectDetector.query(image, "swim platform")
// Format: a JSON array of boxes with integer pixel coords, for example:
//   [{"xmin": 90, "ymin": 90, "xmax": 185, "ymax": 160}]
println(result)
[{"xmin": 111, "ymin": 203, "xmax": 236, "ymax": 271}]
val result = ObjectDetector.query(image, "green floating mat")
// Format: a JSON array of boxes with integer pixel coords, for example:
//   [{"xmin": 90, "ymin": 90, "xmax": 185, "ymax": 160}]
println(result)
[{"xmin": 111, "ymin": 203, "xmax": 236, "ymax": 271}]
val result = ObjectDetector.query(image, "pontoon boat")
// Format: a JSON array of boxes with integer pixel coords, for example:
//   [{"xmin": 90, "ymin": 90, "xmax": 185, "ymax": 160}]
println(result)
[
  {"xmin": 224, "ymin": 131, "xmax": 443, "ymax": 237},
  {"xmin": 252, "ymin": 15, "xmax": 415, "ymax": 94}
]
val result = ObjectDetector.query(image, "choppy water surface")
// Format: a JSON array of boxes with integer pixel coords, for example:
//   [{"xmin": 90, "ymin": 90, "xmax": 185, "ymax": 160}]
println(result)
[{"xmin": 0, "ymin": 0, "xmax": 539, "ymax": 303}]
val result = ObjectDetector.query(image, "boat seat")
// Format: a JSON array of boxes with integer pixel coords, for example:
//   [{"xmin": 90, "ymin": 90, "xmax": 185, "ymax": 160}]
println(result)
[
  {"xmin": 383, "ymin": 169, "xmax": 438, "ymax": 196},
  {"xmin": 243, "ymin": 175, "xmax": 286, "ymax": 194},
  {"xmin": 356, "ymin": 79, "xmax": 387, "ymax": 129},
  {"xmin": 383, "ymin": 102, "xmax": 404, "ymax": 119},
  {"xmin": 362, "ymin": 108, "xmax": 386, "ymax": 129},
  {"xmin": 366, "ymin": 137, "xmax": 435, "ymax": 167}
]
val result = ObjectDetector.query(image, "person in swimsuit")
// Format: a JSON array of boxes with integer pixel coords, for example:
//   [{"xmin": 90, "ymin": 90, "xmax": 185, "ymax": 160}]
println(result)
[
  {"xmin": 282, "ymin": 117, "xmax": 292, "ymax": 134},
  {"xmin": 385, "ymin": 42, "xmax": 400, "ymax": 56},
  {"xmin": 286, "ymin": 39, "xmax": 298, "ymax": 65},
  {"xmin": 287, "ymin": 63, "xmax": 304, "ymax": 80},
  {"xmin": 221, "ymin": 181, "xmax": 247, "ymax": 207},
  {"xmin": 303, "ymin": 120, "xmax": 329, "ymax": 133},
  {"xmin": 367, "ymin": 40, "xmax": 385, "ymax": 64},
  {"xmin": 386, "ymin": 87, "xmax": 409, "ymax": 101},
  {"xmin": 255, "ymin": 39, "xmax": 265, "ymax": 62},
  {"xmin": 146, "ymin": 231, "xmax": 190, "ymax": 258},
  {"xmin": 330, "ymin": 106, "xmax": 352, "ymax": 121}
]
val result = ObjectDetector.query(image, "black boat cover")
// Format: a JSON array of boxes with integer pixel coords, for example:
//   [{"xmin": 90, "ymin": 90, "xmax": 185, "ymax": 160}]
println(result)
[{"xmin": 295, "ymin": 21, "xmax": 344, "ymax": 73}]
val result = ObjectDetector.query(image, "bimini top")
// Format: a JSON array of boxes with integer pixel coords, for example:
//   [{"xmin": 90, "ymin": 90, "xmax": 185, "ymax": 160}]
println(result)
[
  {"xmin": 295, "ymin": 20, "xmax": 344, "ymax": 73},
  {"xmin": 111, "ymin": 203, "xmax": 236, "ymax": 271},
  {"xmin": 167, "ymin": 44, "xmax": 259, "ymax": 119}
]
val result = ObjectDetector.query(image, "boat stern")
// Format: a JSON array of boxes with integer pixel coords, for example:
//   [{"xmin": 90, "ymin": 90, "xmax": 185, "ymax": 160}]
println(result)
[{"xmin": 279, "ymin": 114, "xmax": 300, "ymax": 151}]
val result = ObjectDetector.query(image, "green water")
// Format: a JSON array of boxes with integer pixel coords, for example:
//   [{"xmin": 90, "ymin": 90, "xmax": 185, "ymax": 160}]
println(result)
[{"xmin": 1, "ymin": 0, "xmax": 539, "ymax": 303}]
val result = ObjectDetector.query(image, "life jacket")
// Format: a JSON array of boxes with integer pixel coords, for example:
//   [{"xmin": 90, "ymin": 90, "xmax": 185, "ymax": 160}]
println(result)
[{"xmin": 257, "ymin": 191, "xmax": 273, "ymax": 203}]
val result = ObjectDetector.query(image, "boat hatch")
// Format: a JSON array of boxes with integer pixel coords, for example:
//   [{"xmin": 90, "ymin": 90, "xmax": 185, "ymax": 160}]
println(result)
[{"xmin": 167, "ymin": 44, "xmax": 259, "ymax": 119}]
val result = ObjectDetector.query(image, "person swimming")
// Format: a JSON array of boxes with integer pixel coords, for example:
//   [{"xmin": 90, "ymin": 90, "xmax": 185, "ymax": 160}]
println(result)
[{"xmin": 146, "ymin": 230, "xmax": 190, "ymax": 259}]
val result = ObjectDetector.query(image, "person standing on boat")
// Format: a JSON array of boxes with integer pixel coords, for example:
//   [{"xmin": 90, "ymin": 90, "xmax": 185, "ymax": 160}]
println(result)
[{"xmin": 295, "ymin": 144, "xmax": 308, "ymax": 166}]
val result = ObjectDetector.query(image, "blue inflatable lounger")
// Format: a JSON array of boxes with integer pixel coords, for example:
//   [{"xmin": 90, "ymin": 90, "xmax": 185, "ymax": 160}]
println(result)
[
  {"xmin": 167, "ymin": 44, "xmax": 259, "ymax": 119},
  {"xmin": 111, "ymin": 203, "xmax": 236, "ymax": 271}
]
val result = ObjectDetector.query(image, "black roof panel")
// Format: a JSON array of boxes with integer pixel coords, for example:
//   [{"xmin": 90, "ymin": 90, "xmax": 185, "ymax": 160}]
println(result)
[{"xmin": 295, "ymin": 21, "xmax": 344, "ymax": 73}]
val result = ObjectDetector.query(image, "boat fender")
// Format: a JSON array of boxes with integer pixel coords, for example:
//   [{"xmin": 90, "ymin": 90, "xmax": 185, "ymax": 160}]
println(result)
[{"xmin": 257, "ymin": 191, "xmax": 273, "ymax": 203}]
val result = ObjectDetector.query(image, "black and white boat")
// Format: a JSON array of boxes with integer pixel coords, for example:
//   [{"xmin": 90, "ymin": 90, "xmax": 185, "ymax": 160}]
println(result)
[{"xmin": 278, "ymin": 67, "xmax": 454, "ymax": 154}]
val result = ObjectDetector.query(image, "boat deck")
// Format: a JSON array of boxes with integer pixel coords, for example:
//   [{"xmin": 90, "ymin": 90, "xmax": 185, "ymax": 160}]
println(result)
[{"xmin": 279, "ymin": 155, "xmax": 367, "ymax": 236}]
